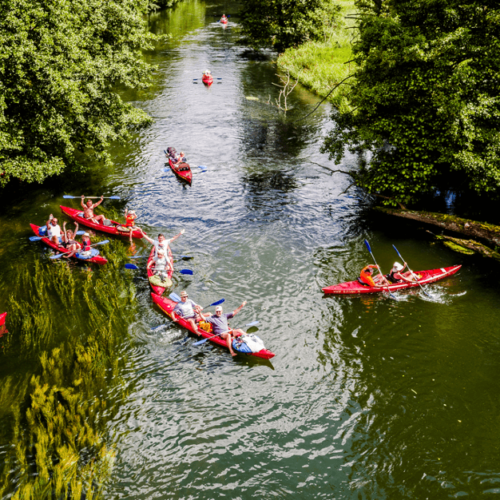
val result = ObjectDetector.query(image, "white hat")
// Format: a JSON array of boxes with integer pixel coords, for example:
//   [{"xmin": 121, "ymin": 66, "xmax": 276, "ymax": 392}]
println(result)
[
  {"xmin": 393, "ymin": 262, "xmax": 404, "ymax": 271},
  {"xmin": 83, "ymin": 232, "xmax": 90, "ymax": 237},
  {"xmin": 215, "ymin": 305, "xmax": 223, "ymax": 312}
]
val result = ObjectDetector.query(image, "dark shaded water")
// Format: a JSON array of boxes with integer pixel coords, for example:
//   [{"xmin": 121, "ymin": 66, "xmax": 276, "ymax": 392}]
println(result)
[{"xmin": 1, "ymin": 1, "xmax": 500, "ymax": 498}]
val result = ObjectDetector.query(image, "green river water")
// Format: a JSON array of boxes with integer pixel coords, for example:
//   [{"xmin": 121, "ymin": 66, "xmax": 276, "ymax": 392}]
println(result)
[{"xmin": 1, "ymin": 1, "xmax": 500, "ymax": 498}]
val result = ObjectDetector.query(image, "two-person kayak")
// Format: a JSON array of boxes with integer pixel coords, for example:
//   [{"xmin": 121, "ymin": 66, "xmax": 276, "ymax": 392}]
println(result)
[
  {"xmin": 168, "ymin": 158, "xmax": 192, "ymax": 184},
  {"xmin": 151, "ymin": 294, "xmax": 275, "ymax": 359},
  {"xmin": 147, "ymin": 246, "xmax": 174, "ymax": 295},
  {"xmin": 60, "ymin": 206, "xmax": 144, "ymax": 239},
  {"xmin": 30, "ymin": 224, "xmax": 108, "ymax": 265},
  {"xmin": 322, "ymin": 265, "xmax": 461, "ymax": 294}
]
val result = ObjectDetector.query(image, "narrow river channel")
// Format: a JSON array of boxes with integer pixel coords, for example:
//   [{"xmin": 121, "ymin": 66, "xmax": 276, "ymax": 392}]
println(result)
[{"xmin": 1, "ymin": 1, "xmax": 500, "ymax": 498}]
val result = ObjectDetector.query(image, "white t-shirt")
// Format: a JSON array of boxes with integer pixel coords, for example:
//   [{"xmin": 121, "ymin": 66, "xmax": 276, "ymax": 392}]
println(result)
[
  {"xmin": 174, "ymin": 299, "xmax": 198, "ymax": 318},
  {"xmin": 153, "ymin": 239, "xmax": 172, "ymax": 260},
  {"xmin": 47, "ymin": 224, "xmax": 61, "ymax": 238},
  {"xmin": 154, "ymin": 256, "xmax": 168, "ymax": 272}
]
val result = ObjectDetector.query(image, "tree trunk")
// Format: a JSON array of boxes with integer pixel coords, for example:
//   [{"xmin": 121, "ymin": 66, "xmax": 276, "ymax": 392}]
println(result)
[{"xmin": 426, "ymin": 231, "xmax": 500, "ymax": 261}]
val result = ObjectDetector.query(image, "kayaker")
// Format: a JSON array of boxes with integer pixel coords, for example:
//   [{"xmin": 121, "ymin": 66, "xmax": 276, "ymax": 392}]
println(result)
[
  {"xmin": 81, "ymin": 195, "xmax": 106, "ymax": 225},
  {"xmin": 386, "ymin": 262, "xmax": 419, "ymax": 284},
  {"xmin": 46, "ymin": 214, "xmax": 62, "ymax": 245},
  {"xmin": 172, "ymin": 290, "xmax": 208, "ymax": 333},
  {"xmin": 198, "ymin": 302, "xmax": 247, "ymax": 357},
  {"xmin": 61, "ymin": 222, "xmax": 81, "ymax": 258},
  {"xmin": 359, "ymin": 265, "xmax": 390, "ymax": 287},
  {"xmin": 140, "ymin": 228, "xmax": 185, "ymax": 261},
  {"xmin": 117, "ymin": 209, "xmax": 138, "ymax": 242},
  {"xmin": 220, "ymin": 15, "xmax": 227, "ymax": 22},
  {"xmin": 79, "ymin": 232, "xmax": 93, "ymax": 257},
  {"xmin": 147, "ymin": 248, "xmax": 171, "ymax": 281}
]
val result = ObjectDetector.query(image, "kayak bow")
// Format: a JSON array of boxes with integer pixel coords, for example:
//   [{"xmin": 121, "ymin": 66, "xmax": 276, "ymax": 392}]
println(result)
[
  {"xmin": 322, "ymin": 265, "xmax": 462, "ymax": 295},
  {"xmin": 60, "ymin": 206, "xmax": 144, "ymax": 239},
  {"xmin": 151, "ymin": 294, "xmax": 275, "ymax": 359},
  {"xmin": 0, "ymin": 313, "xmax": 6, "ymax": 327}
]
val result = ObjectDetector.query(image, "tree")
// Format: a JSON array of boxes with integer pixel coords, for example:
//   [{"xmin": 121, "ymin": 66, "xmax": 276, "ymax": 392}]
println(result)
[
  {"xmin": 240, "ymin": 0, "xmax": 340, "ymax": 53},
  {"xmin": 322, "ymin": 0, "xmax": 500, "ymax": 206},
  {"xmin": 0, "ymin": 0, "xmax": 156, "ymax": 186}
]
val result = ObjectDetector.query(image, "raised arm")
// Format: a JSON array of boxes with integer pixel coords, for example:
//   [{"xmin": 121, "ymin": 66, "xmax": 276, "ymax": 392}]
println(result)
[
  {"xmin": 81, "ymin": 195, "xmax": 86, "ymax": 209},
  {"xmin": 46, "ymin": 214, "xmax": 53, "ymax": 228},
  {"xmin": 93, "ymin": 195, "xmax": 104, "ymax": 208},
  {"xmin": 170, "ymin": 229, "xmax": 185, "ymax": 244},
  {"xmin": 232, "ymin": 301, "xmax": 247, "ymax": 317},
  {"xmin": 139, "ymin": 228, "xmax": 154, "ymax": 245},
  {"xmin": 63, "ymin": 221, "xmax": 68, "ymax": 239},
  {"xmin": 74, "ymin": 222, "xmax": 79, "ymax": 234}
]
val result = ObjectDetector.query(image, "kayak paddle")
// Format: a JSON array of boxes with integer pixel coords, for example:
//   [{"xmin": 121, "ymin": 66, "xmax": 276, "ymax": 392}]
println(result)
[
  {"xmin": 392, "ymin": 245, "xmax": 431, "ymax": 298},
  {"xmin": 124, "ymin": 265, "xmax": 193, "ymax": 274},
  {"xmin": 363, "ymin": 240, "xmax": 398, "ymax": 300},
  {"xmin": 63, "ymin": 195, "xmax": 120, "ymax": 199},
  {"xmin": 193, "ymin": 321, "xmax": 259, "ymax": 346},
  {"xmin": 49, "ymin": 240, "xmax": 109, "ymax": 259},
  {"xmin": 125, "ymin": 263, "xmax": 139, "ymax": 270}
]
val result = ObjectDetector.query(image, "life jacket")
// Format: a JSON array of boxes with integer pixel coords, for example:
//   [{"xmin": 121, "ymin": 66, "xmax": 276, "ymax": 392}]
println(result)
[
  {"xmin": 125, "ymin": 214, "xmax": 136, "ymax": 227},
  {"xmin": 359, "ymin": 266, "xmax": 376, "ymax": 287},
  {"xmin": 386, "ymin": 271, "xmax": 401, "ymax": 284},
  {"xmin": 82, "ymin": 238, "xmax": 91, "ymax": 252}
]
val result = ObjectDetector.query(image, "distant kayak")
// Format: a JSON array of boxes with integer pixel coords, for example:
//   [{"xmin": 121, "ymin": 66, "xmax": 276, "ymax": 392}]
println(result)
[
  {"xmin": 168, "ymin": 158, "xmax": 192, "ymax": 184},
  {"xmin": 60, "ymin": 206, "xmax": 144, "ymax": 239},
  {"xmin": 0, "ymin": 313, "xmax": 6, "ymax": 327},
  {"xmin": 202, "ymin": 74, "xmax": 213, "ymax": 85},
  {"xmin": 147, "ymin": 245, "xmax": 174, "ymax": 296},
  {"xmin": 322, "ymin": 265, "xmax": 462, "ymax": 295},
  {"xmin": 220, "ymin": 17, "xmax": 228, "ymax": 24},
  {"xmin": 30, "ymin": 224, "xmax": 108, "ymax": 265},
  {"xmin": 151, "ymin": 294, "xmax": 275, "ymax": 359}
]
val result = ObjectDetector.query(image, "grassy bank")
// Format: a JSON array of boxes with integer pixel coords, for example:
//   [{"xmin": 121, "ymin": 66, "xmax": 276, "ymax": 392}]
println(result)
[{"xmin": 277, "ymin": 0, "xmax": 355, "ymax": 109}]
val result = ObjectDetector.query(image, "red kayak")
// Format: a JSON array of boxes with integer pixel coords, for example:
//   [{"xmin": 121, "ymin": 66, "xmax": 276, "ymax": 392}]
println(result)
[
  {"xmin": 168, "ymin": 158, "xmax": 192, "ymax": 184},
  {"xmin": 0, "ymin": 313, "xmax": 6, "ymax": 327},
  {"xmin": 60, "ymin": 206, "xmax": 144, "ymax": 239},
  {"xmin": 322, "ymin": 265, "xmax": 462, "ymax": 295},
  {"xmin": 202, "ymin": 74, "xmax": 213, "ymax": 85},
  {"xmin": 151, "ymin": 294, "xmax": 275, "ymax": 359},
  {"xmin": 220, "ymin": 17, "xmax": 228, "ymax": 24},
  {"xmin": 31, "ymin": 223, "xmax": 108, "ymax": 265},
  {"xmin": 147, "ymin": 245, "xmax": 174, "ymax": 295}
]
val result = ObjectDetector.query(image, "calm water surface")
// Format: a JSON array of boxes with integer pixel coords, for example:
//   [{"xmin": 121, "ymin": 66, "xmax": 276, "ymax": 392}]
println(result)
[{"xmin": 1, "ymin": 1, "xmax": 500, "ymax": 498}]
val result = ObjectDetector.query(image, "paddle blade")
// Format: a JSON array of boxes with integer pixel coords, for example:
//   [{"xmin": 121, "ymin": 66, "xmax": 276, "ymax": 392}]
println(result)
[
  {"xmin": 392, "ymin": 244, "xmax": 403, "ymax": 260},
  {"xmin": 244, "ymin": 320, "xmax": 259, "ymax": 328},
  {"xmin": 179, "ymin": 269, "xmax": 193, "ymax": 275},
  {"xmin": 246, "ymin": 326, "xmax": 259, "ymax": 334},
  {"xmin": 163, "ymin": 168, "xmax": 169, "ymax": 172},
  {"xmin": 364, "ymin": 239, "xmax": 372, "ymax": 253},
  {"xmin": 169, "ymin": 292, "xmax": 182, "ymax": 302},
  {"xmin": 178, "ymin": 255, "xmax": 193, "ymax": 260},
  {"xmin": 49, "ymin": 253, "xmax": 64, "ymax": 259},
  {"xmin": 93, "ymin": 240, "xmax": 109, "ymax": 246},
  {"xmin": 29, "ymin": 236, "xmax": 42, "ymax": 242},
  {"xmin": 125, "ymin": 263, "xmax": 139, "ymax": 270},
  {"xmin": 75, "ymin": 231, "xmax": 85, "ymax": 236},
  {"xmin": 108, "ymin": 196, "xmax": 120, "ymax": 200},
  {"xmin": 63, "ymin": 195, "xmax": 76, "ymax": 199},
  {"xmin": 208, "ymin": 298, "xmax": 225, "ymax": 307},
  {"xmin": 216, "ymin": 78, "xmax": 223, "ymax": 80},
  {"xmin": 198, "ymin": 165, "xmax": 207, "ymax": 170},
  {"xmin": 193, "ymin": 337, "xmax": 210, "ymax": 346}
]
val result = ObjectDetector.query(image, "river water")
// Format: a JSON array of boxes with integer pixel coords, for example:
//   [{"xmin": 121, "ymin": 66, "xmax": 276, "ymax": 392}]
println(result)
[{"xmin": 1, "ymin": 1, "xmax": 500, "ymax": 498}]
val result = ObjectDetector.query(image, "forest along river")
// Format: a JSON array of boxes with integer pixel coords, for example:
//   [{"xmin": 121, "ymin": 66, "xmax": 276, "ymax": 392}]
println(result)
[{"xmin": 1, "ymin": 1, "xmax": 500, "ymax": 498}]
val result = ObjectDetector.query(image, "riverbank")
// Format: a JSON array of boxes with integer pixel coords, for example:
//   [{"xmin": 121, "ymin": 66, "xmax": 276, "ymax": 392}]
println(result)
[{"xmin": 277, "ymin": 0, "xmax": 355, "ymax": 109}]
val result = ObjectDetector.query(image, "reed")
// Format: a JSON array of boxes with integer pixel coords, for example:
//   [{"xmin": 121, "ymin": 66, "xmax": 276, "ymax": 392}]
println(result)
[{"xmin": 0, "ymin": 240, "xmax": 136, "ymax": 499}]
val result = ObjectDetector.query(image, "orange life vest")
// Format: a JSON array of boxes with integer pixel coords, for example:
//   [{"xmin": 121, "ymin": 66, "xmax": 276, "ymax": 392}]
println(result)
[
  {"xmin": 359, "ymin": 265, "xmax": 376, "ymax": 287},
  {"xmin": 125, "ymin": 214, "xmax": 136, "ymax": 227}
]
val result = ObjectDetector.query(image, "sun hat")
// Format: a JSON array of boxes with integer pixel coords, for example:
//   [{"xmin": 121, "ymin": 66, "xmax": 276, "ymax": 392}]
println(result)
[
  {"xmin": 180, "ymin": 291, "xmax": 188, "ymax": 297},
  {"xmin": 215, "ymin": 306, "xmax": 223, "ymax": 312},
  {"xmin": 83, "ymin": 232, "xmax": 90, "ymax": 237},
  {"xmin": 393, "ymin": 262, "xmax": 404, "ymax": 271}
]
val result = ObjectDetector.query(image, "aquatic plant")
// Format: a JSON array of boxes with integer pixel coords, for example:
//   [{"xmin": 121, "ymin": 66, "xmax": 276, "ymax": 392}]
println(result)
[{"xmin": 0, "ymin": 241, "xmax": 137, "ymax": 498}]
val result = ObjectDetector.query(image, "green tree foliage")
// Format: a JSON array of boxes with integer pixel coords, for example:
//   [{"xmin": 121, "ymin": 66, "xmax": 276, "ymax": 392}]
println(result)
[
  {"xmin": 0, "ymin": 0, "xmax": 156, "ymax": 187},
  {"xmin": 240, "ymin": 0, "xmax": 341, "ymax": 53},
  {"xmin": 323, "ymin": 0, "xmax": 500, "ymax": 206}
]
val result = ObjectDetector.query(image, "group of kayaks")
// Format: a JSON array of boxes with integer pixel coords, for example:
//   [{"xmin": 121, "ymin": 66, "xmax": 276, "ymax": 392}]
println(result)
[{"xmin": 28, "ymin": 199, "xmax": 275, "ymax": 360}]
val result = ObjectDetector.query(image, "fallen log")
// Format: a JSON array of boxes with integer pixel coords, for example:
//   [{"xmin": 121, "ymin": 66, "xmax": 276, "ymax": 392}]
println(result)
[
  {"xmin": 427, "ymin": 231, "xmax": 500, "ymax": 261},
  {"xmin": 374, "ymin": 207, "xmax": 500, "ymax": 247}
]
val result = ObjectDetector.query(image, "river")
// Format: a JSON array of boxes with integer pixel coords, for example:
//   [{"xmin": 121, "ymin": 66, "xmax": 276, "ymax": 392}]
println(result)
[{"xmin": 1, "ymin": 1, "xmax": 499, "ymax": 498}]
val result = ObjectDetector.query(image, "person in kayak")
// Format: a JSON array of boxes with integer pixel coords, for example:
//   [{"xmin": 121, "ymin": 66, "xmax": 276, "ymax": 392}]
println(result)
[
  {"xmin": 79, "ymin": 232, "xmax": 93, "ymax": 257},
  {"xmin": 46, "ymin": 214, "xmax": 62, "ymax": 245},
  {"xmin": 140, "ymin": 229, "xmax": 185, "ymax": 261},
  {"xmin": 172, "ymin": 290, "xmax": 208, "ymax": 333},
  {"xmin": 198, "ymin": 302, "xmax": 247, "ymax": 357},
  {"xmin": 147, "ymin": 248, "xmax": 171, "ymax": 281},
  {"xmin": 386, "ymin": 262, "xmax": 420, "ymax": 284},
  {"xmin": 220, "ymin": 15, "xmax": 227, "ymax": 22},
  {"xmin": 359, "ymin": 265, "xmax": 390, "ymax": 287},
  {"xmin": 61, "ymin": 222, "xmax": 81, "ymax": 258},
  {"xmin": 117, "ymin": 208, "xmax": 138, "ymax": 242},
  {"xmin": 81, "ymin": 195, "xmax": 105, "ymax": 225}
]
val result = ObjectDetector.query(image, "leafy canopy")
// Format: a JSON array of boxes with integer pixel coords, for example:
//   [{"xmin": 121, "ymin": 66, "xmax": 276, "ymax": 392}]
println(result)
[
  {"xmin": 323, "ymin": 0, "xmax": 500, "ymax": 206},
  {"xmin": 240, "ymin": 0, "xmax": 341, "ymax": 53},
  {"xmin": 0, "ymin": 0, "xmax": 157, "ymax": 186}
]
